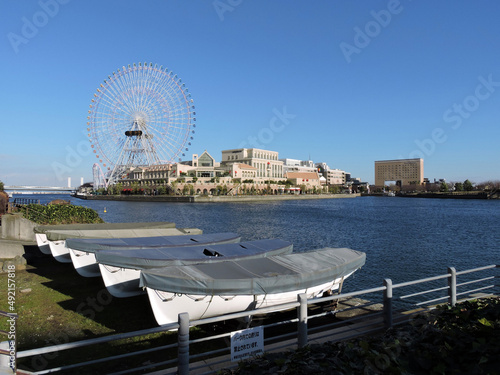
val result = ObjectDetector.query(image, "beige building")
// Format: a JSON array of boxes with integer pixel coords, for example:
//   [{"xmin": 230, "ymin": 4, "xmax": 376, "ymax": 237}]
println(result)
[
  {"xmin": 375, "ymin": 158, "xmax": 424, "ymax": 186},
  {"xmin": 221, "ymin": 148, "xmax": 284, "ymax": 182},
  {"xmin": 285, "ymin": 172, "xmax": 321, "ymax": 187}
]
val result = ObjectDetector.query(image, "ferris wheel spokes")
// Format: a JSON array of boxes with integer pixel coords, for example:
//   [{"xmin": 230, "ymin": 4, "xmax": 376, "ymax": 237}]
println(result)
[{"xmin": 88, "ymin": 62, "xmax": 196, "ymax": 185}]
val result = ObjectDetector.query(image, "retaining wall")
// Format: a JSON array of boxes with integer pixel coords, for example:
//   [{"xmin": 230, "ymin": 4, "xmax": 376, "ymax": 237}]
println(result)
[{"xmin": 0, "ymin": 214, "xmax": 37, "ymax": 241}]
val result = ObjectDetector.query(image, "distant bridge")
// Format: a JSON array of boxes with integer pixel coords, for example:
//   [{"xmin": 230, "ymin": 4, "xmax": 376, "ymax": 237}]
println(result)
[{"xmin": 4, "ymin": 185, "xmax": 76, "ymax": 195}]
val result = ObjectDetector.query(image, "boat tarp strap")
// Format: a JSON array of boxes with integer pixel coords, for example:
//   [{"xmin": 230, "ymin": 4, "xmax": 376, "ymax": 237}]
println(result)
[
  {"xmin": 65, "ymin": 233, "xmax": 241, "ymax": 252},
  {"xmin": 140, "ymin": 247, "xmax": 366, "ymax": 295},
  {"xmin": 45, "ymin": 227, "xmax": 201, "ymax": 241},
  {"xmin": 95, "ymin": 239, "xmax": 293, "ymax": 269},
  {"xmin": 34, "ymin": 222, "xmax": 175, "ymax": 234}
]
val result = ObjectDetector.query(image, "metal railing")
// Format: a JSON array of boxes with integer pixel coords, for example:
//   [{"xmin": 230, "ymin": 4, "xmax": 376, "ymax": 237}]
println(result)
[
  {"xmin": 15, "ymin": 264, "xmax": 499, "ymax": 374},
  {"xmin": 12, "ymin": 198, "xmax": 41, "ymax": 206}
]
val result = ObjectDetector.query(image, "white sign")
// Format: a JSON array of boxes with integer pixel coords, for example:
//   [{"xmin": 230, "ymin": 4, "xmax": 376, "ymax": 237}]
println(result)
[{"xmin": 230, "ymin": 326, "xmax": 264, "ymax": 362}]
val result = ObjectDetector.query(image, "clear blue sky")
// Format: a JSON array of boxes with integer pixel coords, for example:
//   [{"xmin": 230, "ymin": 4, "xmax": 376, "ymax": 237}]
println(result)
[{"xmin": 1, "ymin": 0, "xmax": 499, "ymax": 186}]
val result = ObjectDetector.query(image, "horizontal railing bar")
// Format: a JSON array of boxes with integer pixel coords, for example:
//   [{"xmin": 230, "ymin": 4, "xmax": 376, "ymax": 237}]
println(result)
[
  {"xmin": 457, "ymin": 276, "xmax": 495, "ymax": 287},
  {"xmin": 308, "ymin": 306, "xmax": 383, "ymax": 326},
  {"xmin": 456, "ymin": 265, "xmax": 497, "ymax": 276},
  {"xmin": 393, "ymin": 274, "xmax": 449, "ymax": 289},
  {"xmin": 18, "ymin": 323, "xmax": 178, "ymax": 358},
  {"xmin": 109, "ymin": 357, "xmax": 178, "ymax": 375},
  {"xmin": 459, "ymin": 293, "xmax": 496, "ymax": 303},
  {"xmin": 262, "ymin": 317, "xmax": 298, "ymax": 330},
  {"xmin": 400, "ymin": 285, "xmax": 449, "ymax": 299},
  {"xmin": 265, "ymin": 330, "xmax": 297, "ymax": 344},
  {"xmin": 189, "ymin": 331, "xmax": 230, "ymax": 345},
  {"xmin": 456, "ymin": 285, "xmax": 495, "ymax": 297},
  {"xmin": 415, "ymin": 295, "xmax": 448, "ymax": 306},
  {"xmin": 189, "ymin": 346, "xmax": 228, "ymax": 362},
  {"xmin": 330, "ymin": 301, "xmax": 380, "ymax": 313},
  {"xmin": 189, "ymin": 301, "xmax": 300, "ymax": 327},
  {"xmin": 307, "ymin": 310, "xmax": 385, "ymax": 335},
  {"xmin": 35, "ymin": 341, "xmax": 177, "ymax": 374},
  {"xmin": 312, "ymin": 286, "xmax": 387, "ymax": 305},
  {"xmin": 308, "ymin": 318, "xmax": 383, "ymax": 339},
  {"xmin": 319, "ymin": 325, "xmax": 384, "ymax": 344}
]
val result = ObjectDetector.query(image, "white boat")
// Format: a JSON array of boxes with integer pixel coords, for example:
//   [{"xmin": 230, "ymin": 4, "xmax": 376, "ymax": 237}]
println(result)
[
  {"xmin": 96, "ymin": 239, "xmax": 293, "ymax": 298},
  {"xmin": 36, "ymin": 223, "xmax": 202, "ymax": 263},
  {"xmin": 66, "ymin": 232, "xmax": 241, "ymax": 278},
  {"xmin": 140, "ymin": 247, "xmax": 366, "ymax": 326},
  {"xmin": 34, "ymin": 222, "xmax": 177, "ymax": 256}
]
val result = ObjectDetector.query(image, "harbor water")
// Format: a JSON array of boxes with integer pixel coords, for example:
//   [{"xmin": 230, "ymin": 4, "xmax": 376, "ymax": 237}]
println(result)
[{"xmin": 11, "ymin": 194, "xmax": 500, "ymax": 292}]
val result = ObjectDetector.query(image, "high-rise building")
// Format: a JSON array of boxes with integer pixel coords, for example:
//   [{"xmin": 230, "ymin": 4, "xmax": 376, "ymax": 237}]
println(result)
[{"xmin": 374, "ymin": 158, "xmax": 424, "ymax": 186}]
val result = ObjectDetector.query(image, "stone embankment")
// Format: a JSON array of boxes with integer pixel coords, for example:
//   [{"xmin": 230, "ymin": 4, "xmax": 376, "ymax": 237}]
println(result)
[
  {"xmin": 76, "ymin": 193, "xmax": 359, "ymax": 203},
  {"xmin": 0, "ymin": 213, "xmax": 36, "ymax": 271}
]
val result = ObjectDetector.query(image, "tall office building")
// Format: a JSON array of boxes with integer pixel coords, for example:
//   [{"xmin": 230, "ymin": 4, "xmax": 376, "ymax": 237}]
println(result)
[{"xmin": 375, "ymin": 158, "xmax": 424, "ymax": 186}]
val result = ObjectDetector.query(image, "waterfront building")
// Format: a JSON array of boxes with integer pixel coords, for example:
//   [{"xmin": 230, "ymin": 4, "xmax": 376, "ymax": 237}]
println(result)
[
  {"xmin": 315, "ymin": 162, "xmax": 346, "ymax": 185},
  {"xmin": 280, "ymin": 158, "xmax": 317, "ymax": 175},
  {"xmin": 113, "ymin": 146, "xmax": 362, "ymax": 194},
  {"xmin": 285, "ymin": 172, "xmax": 321, "ymax": 188},
  {"xmin": 171, "ymin": 151, "xmax": 223, "ymax": 180},
  {"xmin": 374, "ymin": 158, "xmax": 424, "ymax": 186},
  {"xmin": 118, "ymin": 164, "xmax": 172, "ymax": 186},
  {"xmin": 221, "ymin": 148, "xmax": 285, "ymax": 183}
]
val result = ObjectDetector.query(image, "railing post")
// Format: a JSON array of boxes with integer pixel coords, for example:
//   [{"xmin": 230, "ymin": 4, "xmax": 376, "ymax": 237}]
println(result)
[
  {"xmin": 448, "ymin": 267, "xmax": 457, "ymax": 307},
  {"xmin": 297, "ymin": 293, "xmax": 308, "ymax": 348},
  {"xmin": 178, "ymin": 312, "xmax": 189, "ymax": 375},
  {"xmin": 383, "ymin": 279, "xmax": 393, "ymax": 329}
]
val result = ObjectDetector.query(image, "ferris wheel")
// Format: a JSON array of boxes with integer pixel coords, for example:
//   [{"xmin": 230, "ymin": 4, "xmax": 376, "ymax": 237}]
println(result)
[{"xmin": 87, "ymin": 62, "xmax": 196, "ymax": 185}]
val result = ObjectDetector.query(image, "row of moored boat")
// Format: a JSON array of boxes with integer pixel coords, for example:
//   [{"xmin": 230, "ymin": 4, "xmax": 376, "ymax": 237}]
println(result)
[{"xmin": 34, "ymin": 222, "xmax": 366, "ymax": 326}]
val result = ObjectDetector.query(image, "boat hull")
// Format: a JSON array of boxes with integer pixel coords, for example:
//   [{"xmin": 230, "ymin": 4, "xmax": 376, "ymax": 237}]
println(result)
[
  {"xmin": 70, "ymin": 250, "xmax": 100, "ymax": 277},
  {"xmin": 35, "ymin": 233, "xmax": 52, "ymax": 255},
  {"xmin": 99, "ymin": 264, "xmax": 143, "ymax": 298},
  {"xmin": 146, "ymin": 276, "xmax": 350, "ymax": 326},
  {"xmin": 48, "ymin": 240, "xmax": 72, "ymax": 263}
]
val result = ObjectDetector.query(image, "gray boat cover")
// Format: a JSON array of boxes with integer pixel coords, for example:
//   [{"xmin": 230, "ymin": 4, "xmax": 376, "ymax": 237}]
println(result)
[
  {"xmin": 96, "ymin": 239, "xmax": 293, "ymax": 269},
  {"xmin": 45, "ymin": 227, "xmax": 202, "ymax": 241},
  {"xmin": 140, "ymin": 247, "xmax": 366, "ymax": 295},
  {"xmin": 34, "ymin": 222, "xmax": 175, "ymax": 234},
  {"xmin": 66, "ymin": 232, "xmax": 241, "ymax": 252}
]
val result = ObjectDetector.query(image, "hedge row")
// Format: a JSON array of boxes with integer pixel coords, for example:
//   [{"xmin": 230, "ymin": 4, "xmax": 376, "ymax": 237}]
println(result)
[{"xmin": 21, "ymin": 204, "xmax": 104, "ymax": 225}]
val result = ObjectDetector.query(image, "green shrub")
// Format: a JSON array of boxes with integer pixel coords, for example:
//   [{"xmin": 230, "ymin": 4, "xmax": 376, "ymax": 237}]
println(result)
[{"xmin": 21, "ymin": 204, "xmax": 104, "ymax": 225}]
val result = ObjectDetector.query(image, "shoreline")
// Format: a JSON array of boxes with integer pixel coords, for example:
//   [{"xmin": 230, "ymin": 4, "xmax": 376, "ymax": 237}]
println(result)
[
  {"xmin": 73, "ymin": 193, "xmax": 360, "ymax": 203},
  {"xmin": 362, "ymin": 192, "xmax": 496, "ymax": 199}
]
